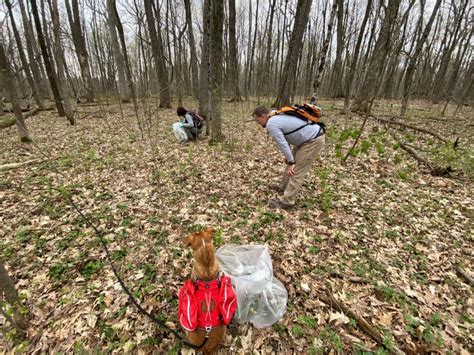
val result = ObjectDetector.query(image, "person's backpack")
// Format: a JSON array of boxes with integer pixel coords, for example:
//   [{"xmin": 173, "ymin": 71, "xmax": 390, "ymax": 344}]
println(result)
[
  {"xmin": 273, "ymin": 103, "xmax": 326, "ymax": 135},
  {"xmin": 188, "ymin": 110, "xmax": 204, "ymax": 130}
]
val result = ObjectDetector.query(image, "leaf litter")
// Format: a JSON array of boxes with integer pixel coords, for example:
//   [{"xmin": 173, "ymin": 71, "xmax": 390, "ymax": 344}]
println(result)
[{"xmin": 0, "ymin": 99, "xmax": 473, "ymax": 353}]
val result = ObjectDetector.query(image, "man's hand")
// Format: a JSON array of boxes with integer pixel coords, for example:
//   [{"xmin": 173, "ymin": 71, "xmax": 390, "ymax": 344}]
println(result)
[{"xmin": 287, "ymin": 164, "xmax": 296, "ymax": 176}]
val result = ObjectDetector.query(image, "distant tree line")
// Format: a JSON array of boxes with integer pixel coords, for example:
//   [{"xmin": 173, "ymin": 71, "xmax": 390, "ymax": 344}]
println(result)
[{"xmin": 0, "ymin": 0, "xmax": 472, "ymax": 141}]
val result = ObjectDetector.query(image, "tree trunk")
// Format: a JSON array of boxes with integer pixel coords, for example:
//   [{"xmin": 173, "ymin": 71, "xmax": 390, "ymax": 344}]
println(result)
[
  {"xmin": 441, "ymin": 27, "xmax": 472, "ymax": 113},
  {"xmin": 228, "ymin": 0, "xmax": 241, "ymax": 101},
  {"xmin": 431, "ymin": 0, "xmax": 469, "ymax": 102},
  {"xmin": 352, "ymin": 0, "xmax": 400, "ymax": 113},
  {"xmin": 48, "ymin": 0, "xmax": 75, "ymax": 124},
  {"xmin": 30, "ymin": 0, "xmax": 70, "ymax": 121},
  {"xmin": 245, "ymin": 0, "xmax": 259, "ymax": 99},
  {"xmin": 199, "ymin": 0, "xmax": 211, "ymax": 128},
  {"xmin": 184, "ymin": 0, "xmax": 200, "ymax": 98},
  {"xmin": 380, "ymin": 0, "xmax": 415, "ymax": 99},
  {"xmin": 273, "ymin": 0, "xmax": 312, "ymax": 107},
  {"xmin": 310, "ymin": 0, "xmax": 338, "ymax": 103},
  {"xmin": 0, "ymin": 39, "xmax": 32, "ymax": 142},
  {"xmin": 209, "ymin": 0, "xmax": 224, "ymax": 144},
  {"xmin": 65, "ymin": 0, "xmax": 95, "ymax": 102},
  {"xmin": 108, "ymin": 0, "xmax": 143, "ymax": 136},
  {"xmin": 144, "ymin": 0, "xmax": 172, "ymax": 108},
  {"xmin": 19, "ymin": 0, "xmax": 50, "ymax": 99},
  {"xmin": 331, "ymin": 0, "xmax": 345, "ymax": 98},
  {"xmin": 0, "ymin": 261, "xmax": 28, "ymax": 336},
  {"xmin": 263, "ymin": 0, "xmax": 277, "ymax": 98},
  {"xmin": 400, "ymin": 0, "xmax": 441, "ymax": 116},
  {"xmin": 106, "ymin": 0, "xmax": 131, "ymax": 102},
  {"xmin": 5, "ymin": 0, "xmax": 44, "ymax": 109}
]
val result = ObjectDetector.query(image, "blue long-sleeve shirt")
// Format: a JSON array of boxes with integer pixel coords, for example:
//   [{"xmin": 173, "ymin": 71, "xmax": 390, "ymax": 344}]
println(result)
[{"xmin": 266, "ymin": 114, "xmax": 322, "ymax": 162}]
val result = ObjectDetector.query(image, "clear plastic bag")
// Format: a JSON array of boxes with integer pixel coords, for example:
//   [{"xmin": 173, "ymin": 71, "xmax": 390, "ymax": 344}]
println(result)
[
  {"xmin": 216, "ymin": 244, "xmax": 287, "ymax": 328},
  {"xmin": 172, "ymin": 122, "xmax": 188, "ymax": 142}
]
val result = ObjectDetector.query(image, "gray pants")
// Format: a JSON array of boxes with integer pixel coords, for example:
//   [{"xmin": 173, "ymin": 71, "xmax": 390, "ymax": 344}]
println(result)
[{"xmin": 279, "ymin": 135, "xmax": 325, "ymax": 205}]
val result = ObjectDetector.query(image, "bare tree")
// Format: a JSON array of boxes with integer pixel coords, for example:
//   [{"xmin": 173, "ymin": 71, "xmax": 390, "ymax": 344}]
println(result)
[
  {"xmin": 273, "ymin": 0, "xmax": 312, "ymax": 107},
  {"xmin": 19, "ymin": 0, "xmax": 49, "ymax": 98},
  {"xmin": 228, "ymin": 0, "xmax": 241, "ymax": 102},
  {"xmin": 310, "ymin": 0, "xmax": 338, "ymax": 103},
  {"xmin": 401, "ymin": 0, "xmax": 442, "ymax": 116},
  {"xmin": 431, "ymin": 0, "xmax": 469, "ymax": 102},
  {"xmin": 0, "ymin": 39, "xmax": 31, "ymax": 142},
  {"xmin": 65, "ymin": 0, "xmax": 95, "ymax": 102},
  {"xmin": 5, "ymin": 0, "xmax": 44, "ymax": 109},
  {"xmin": 209, "ymin": 0, "xmax": 224, "ymax": 143},
  {"xmin": 199, "ymin": 0, "xmax": 211, "ymax": 127},
  {"xmin": 48, "ymin": 0, "xmax": 75, "ymax": 124},
  {"xmin": 352, "ymin": 0, "xmax": 400, "ymax": 113},
  {"xmin": 263, "ymin": 0, "xmax": 277, "ymax": 98},
  {"xmin": 343, "ymin": 0, "xmax": 373, "ymax": 114},
  {"xmin": 106, "ymin": 0, "xmax": 131, "ymax": 102},
  {"xmin": 144, "ymin": 0, "xmax": 172, "ymax": 108},
  {"xmin": 30, "ymin": 0, "xmax": 71, "ymax": 123},
  {"xmin": 184, "ymin": 0, "xmax": 199, "ymax": 97},
  {"xmin": 331, "ymin": 0, "xmax": 345, "ymax": 98}
]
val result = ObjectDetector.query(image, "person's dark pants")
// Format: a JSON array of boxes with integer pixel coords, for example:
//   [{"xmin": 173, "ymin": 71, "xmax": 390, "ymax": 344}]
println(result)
[{"xmin": 184, "ymin": 127, "xmax": 201, "ymax": 140}]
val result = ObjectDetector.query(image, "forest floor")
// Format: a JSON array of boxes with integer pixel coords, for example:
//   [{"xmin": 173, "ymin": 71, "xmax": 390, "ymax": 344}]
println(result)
[{"xmin": 1, "ymin": 98, "xmax": 473, "ymax": 354}]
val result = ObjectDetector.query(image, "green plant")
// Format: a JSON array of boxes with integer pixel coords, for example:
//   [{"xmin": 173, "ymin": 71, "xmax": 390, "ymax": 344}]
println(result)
[
  {"xmin": 297, "ymin": 315, "xmax": 317, "ymax": 328},
  {"xmin": 272, "ymin": 322, "xmax": 286, "ymax": 337},
  {"xmin": 375, "ymin": 142, "xmax": 385, "ymax": 155},
  {"xmin": 291, "ymin": 324, "xmax": 304, "ymax": 338},
  {"xmin": 48, "ymin": 260, "xmax": 71, "ymax": 281},
  {"xmin": 360, "ymin": 140, "xmax": 371, "ymax": 154},
  {"xmin": 81, "ymin": 260, "xmax": 103, "ymax": 278},
  {"xmin": 317, "ymin": 167, "xmax": 333, "ymax": 213}
]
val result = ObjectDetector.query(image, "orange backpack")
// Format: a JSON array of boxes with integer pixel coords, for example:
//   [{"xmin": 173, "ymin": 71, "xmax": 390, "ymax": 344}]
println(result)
[{"xmin": 272, "ymin": 103, "xmax": 326, "ymax": 133}]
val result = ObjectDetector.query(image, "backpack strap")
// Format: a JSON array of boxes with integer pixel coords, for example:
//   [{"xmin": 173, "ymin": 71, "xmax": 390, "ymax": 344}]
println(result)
[{"xmin": 283, "ymin": 124, "xmax": 309, "ymax": 136}]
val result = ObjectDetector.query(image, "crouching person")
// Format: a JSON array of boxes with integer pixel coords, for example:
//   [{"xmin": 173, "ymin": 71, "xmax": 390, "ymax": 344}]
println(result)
[{"xmin": 175, "ymin": 107, "xmax": 203, "ymax": 143}]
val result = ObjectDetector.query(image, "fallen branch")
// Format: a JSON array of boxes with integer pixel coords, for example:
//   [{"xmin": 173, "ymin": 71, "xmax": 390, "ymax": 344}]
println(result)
[
  {"xmin": 389, "ymin": 130, "xmax": 452, "ymax": 176},
  {"xmin": 24, "ymin": 107, "xmax": 40, "ymax": 119},
  {"xmin": 75, "ymin": 102, "xmax": 102, "ymax": 108},
  {"xmin": 455, "ymin": 265, "xmax": 474, "ymax": 287},
  {"xmin": 0, "ymin": 106, "xmax": 54, "ymax": 129},
  {"xmin": 319, "ymin": 292, "xmax": 405, "ymax": 355},
  {"xmin": 0, "ymin": 159, "xmax": 44, "ymax": 172},
  {"xmin": 79, "ymin": 110, "xmax": 104, "ymax": 120},
  {"xmin": 374, "ymin": 115, "xmax": 449, "ymax": 144}
]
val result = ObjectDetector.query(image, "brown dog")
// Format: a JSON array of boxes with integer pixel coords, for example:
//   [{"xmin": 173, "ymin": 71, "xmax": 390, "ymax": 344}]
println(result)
[{"xmin": 182, "ymin": 227, "xmax": 227, "ymax": 355}]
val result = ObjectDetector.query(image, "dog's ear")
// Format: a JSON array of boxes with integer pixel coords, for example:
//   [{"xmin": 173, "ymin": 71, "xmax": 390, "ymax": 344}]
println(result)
[
  {"xmin": 185, "ymin": 234, "xmax": 196, "ymax": 249},
  {"xmin": 202, "ymin": 227, "xmax": 215, "ymax": 243}
]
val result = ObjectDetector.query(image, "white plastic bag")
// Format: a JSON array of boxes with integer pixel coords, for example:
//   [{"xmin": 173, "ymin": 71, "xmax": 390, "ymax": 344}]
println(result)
[
  {"xmin": 172, "ymin": 122, "xmax": 188, "ymax": 142},
  {"xmin": 216, "ymin": 244, "xmax": 287, "ymax": 328}
]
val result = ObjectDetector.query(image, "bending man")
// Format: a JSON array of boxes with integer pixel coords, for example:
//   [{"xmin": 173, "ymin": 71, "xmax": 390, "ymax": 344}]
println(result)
[{"xmin": 253, "ymin": 106, "xmax": 325, "ymax": 209}]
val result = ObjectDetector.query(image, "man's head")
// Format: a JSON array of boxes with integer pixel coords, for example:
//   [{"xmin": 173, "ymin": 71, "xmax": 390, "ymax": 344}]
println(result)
[
  {"xmin": 176, "ymin": 107, "xmax": 187, "ymax": 116},
  {"xmin": 252, "ymin": 106, "xmax": 271, "ymax": 128}
]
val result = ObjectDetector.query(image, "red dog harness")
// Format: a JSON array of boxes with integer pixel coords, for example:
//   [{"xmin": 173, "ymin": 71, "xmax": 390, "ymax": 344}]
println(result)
[{"xmin": 178, "ymin": 273, "xmax": 237, "ymax": 332}]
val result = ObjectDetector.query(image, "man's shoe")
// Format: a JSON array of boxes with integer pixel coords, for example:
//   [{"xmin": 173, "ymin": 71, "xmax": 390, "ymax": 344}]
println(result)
[{"xmin": 269, "ymin": 199, "xmax": 293, "ymax": 210}]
